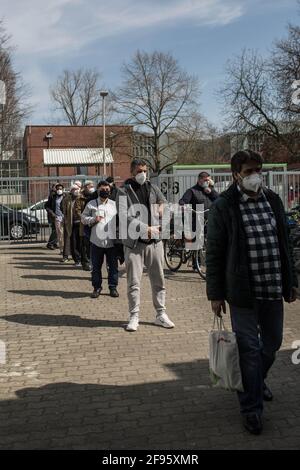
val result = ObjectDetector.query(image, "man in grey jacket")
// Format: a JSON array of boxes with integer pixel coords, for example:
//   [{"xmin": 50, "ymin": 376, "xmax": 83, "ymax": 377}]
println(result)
[{"xmin": 117, "ymin": 158, "xmax": 175, "ymax": 332}]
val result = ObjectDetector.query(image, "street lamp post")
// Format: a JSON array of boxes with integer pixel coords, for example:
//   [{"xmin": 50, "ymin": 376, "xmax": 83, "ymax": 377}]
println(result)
[
  {"xmin": 100, "ymin": 90, "xmax": 108, "ymax": 176},
  {"xmin": 0, "ymin": 80, "xmax": 6, "ymax": 160}
]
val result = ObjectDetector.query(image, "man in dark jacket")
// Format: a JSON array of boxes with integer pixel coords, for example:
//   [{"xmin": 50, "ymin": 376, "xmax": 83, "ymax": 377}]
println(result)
[
  {"xmin": 45, "ymin": 184, "xmax": 58, "ymax": 250},
  {"xmin": 74, "ymin": 180, "xmax": 95, "ymax": 270},
  {"xmin": 206, "ymin": 150, "xmax": 298, "ymax": 435},
  {"xmin": 179, "ymin": 171, "xmax": 219, "ymax": 211},
  {"xmin": 106, "ymin": 176, "xmax": 118, "ymax": 201},
  {"xmin": 45, "ymin": 183, "xmax": 65, "ymax": 253}
]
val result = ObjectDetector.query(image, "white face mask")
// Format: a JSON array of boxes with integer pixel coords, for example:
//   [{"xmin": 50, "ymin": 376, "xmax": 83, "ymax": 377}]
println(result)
[
  {"xmin": 88, "ymin": 187, "xmax": 95, "ymax": 193},
  {"xmin": 135, "ymin": 171, "xmax": 147, "ymax": 185},
  {"xmin": 201, "ymin": 181, "xmax": 209, "ymax": 189},
  {"xmin": 72, "ymin": 190, "xmax": 80, "ymax": 196},
  {"xmin": 240, "ymin": 173, "xmax": 263, "ymax": 193},
  {"xmin": 56, "ymin": 189, "xmax": 63, "ymax": 196}
]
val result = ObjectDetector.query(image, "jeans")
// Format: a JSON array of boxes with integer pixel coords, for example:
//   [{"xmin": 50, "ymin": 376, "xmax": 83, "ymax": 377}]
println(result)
[
  {"xmin": 230, "ymin": 299, "xmax": 284, "ymax": 416},
  {"xmin": 47, "ymin": 220, "xmax": 57, "ymax": 246},
  {"xmin": 90, "ymin": 243, "xmax": 118, "ymax": 290}
]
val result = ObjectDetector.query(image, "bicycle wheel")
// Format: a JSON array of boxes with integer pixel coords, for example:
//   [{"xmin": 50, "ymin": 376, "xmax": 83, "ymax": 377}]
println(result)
[
  {"xmin": 164, "ymin": 238, "xmax": 183, "ymax": 272},
  {"xmin": 194, "ymin": 244, "xmax": 207, "ymax": 280}
]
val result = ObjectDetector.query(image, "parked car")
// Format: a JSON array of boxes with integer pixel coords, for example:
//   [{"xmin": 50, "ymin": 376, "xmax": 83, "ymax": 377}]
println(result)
[
  {"xmin": 0, "ymin": 204, "xmax": 40, "ymax": 240},
  {"xmin": 20, "ymin": 199, "xmax": 49, "ymax": 226}
]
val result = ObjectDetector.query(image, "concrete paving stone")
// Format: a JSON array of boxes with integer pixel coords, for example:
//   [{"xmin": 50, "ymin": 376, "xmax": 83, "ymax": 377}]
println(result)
[{"xmin": 1, "ymin": 243, "xmax": 300, "ymax": 449}]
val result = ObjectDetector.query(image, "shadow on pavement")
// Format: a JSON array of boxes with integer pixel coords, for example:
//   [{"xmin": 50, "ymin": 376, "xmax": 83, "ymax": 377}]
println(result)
[
  {"xmin": 0, "ymin": 245, "xmax": 47, "ymax": 251},
  {"xmin": 0, "ymin": 351, "xmax": 299, "ymax": 449},
  {"xmin": 21, "ymin": 274, "xmax": 90, "ymax": 281},
  {"xmin": 11, "ymin": 263, "xmax": 82, "ymax": 271},
  {"xmin": 13, "ymin": 257, "xmax": 63, "ymax": 263},
  {"xmin": 8, "ymin": 289, "xmax": 92, "ymax": 299},
  {"xmin": 0, "ymin": 313, "xmax": 144, "ymax": 328},
  {"xmin": 1, "ymin": 313, "xmax": 155, "ymax": 329}
]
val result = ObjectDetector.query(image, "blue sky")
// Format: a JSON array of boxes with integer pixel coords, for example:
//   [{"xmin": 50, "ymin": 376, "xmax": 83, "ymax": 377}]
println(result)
[{"xmin": 1, "ymin": 0, "xmax": 298, "ymax": 127}]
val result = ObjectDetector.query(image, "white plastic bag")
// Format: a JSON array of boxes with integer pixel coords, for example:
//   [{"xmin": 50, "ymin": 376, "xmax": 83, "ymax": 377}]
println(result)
[{"xmin": 209, "ymin": 316, "xmax": 244, "ymax": 392}]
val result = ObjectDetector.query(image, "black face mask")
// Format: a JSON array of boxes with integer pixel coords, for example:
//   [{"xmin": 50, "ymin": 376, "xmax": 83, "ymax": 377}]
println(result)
[{"xmin": 98, "ymin": 190, "xmax": 110, "ymax": 199}]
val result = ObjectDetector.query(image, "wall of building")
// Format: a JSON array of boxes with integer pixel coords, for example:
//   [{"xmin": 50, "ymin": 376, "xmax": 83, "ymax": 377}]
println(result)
[{"xmin": 23, "ymin": 125, "xmax": 133, "ymax": 181}]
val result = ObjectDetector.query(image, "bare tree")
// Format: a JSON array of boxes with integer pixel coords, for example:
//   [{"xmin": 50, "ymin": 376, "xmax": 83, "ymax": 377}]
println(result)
[
  {"xmin": 0, "ymin": 20, "xmax": 31, "ymax": 159},
  {"xmin": 112, "ymin": 50, "xmax": 201, "ymax": 174},
  {"xmin": 272, "ymin": 24, "xmax": 300, "ymax": 117},
  {"xmin": 50, "ymin": 68, "xmax": 111, "ymax": 125},
  {"xmin": 220, "ymin": 49, "xmax": 282, "ymax": 138},
  {"xmin": 220, "ymin": 22, "xmax": 300, "ymax": 162}
]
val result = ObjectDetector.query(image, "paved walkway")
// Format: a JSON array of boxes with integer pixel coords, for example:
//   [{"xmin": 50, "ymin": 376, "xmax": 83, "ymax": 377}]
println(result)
[{"xmin": 0, "ymin": 243, "xmax": 300, "ymax": 449}]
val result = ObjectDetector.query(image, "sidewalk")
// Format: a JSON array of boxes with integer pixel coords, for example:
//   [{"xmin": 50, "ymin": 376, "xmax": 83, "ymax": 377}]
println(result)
[{"xmin": 0, "ymin": 243, "xmax": 299, "ymax": 449}]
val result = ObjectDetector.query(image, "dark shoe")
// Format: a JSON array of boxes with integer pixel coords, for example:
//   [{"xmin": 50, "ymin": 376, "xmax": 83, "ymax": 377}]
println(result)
[
  {"xmin": 46, "ymin": 244, "xmax": 55, "ymax": 250},
  {"xmin": 243, "ymin": 413, "xmax": 263, "ymax": 435},
  {"xmin": 74, "ymin": 261, "xmax": 81, "ymax": 267},
  {"xmin": 91, "ymin": 288, "xmax": 101, "ymax": 298},
  {"xmin": 82, "ymin": 264, "xmax": 91, "ymax": 271},
  {"xmin": 263, "ymin": 384, "xmax": 273, "ymax": 401},
  {"xmin": 109, "ymin": 287, "xmax": 119, "ymax": 298}
]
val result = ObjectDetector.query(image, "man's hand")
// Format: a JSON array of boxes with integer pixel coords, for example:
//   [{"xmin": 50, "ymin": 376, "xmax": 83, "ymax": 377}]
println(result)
[
  {"xmin": 147, "ymin": 226, "xmax": 160, "ymax": 238},
  {"xmin": 203, "ymin": 187, "xmax": 212, "ymax": 194},
  {"xmin": 95, "ymin": 215, "xmax": 102, "ymax": 223},
  {"xmin": 211, "ymin": 300, "xmax": 226, "ymax": 317},
  {"xmin": 288, "ymin": 287, "xmax": 298, "ymax": 303}
]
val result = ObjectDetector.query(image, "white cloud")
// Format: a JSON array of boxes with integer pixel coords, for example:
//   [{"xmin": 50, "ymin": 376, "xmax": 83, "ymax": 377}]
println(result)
[
  {"xmin": 21, "ymin": 66, "xmax": 52, "ymax": 123},
  {"xmin": 1, "ymin": 0, "xmax": 245, "ymax": 57}
]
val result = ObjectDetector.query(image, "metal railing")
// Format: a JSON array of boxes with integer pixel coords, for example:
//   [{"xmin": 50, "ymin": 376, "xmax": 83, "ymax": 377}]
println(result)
[
  {"xmin": 0, "ymin": 176, "xmax": 108, "ymax": 244},
  {"xmin": 153, "ymin": 171, "xmax": 300, "ymax": 210},
  {"xmin": 2, "ymin": 171, "xmax": 300, "ymax": 243}
]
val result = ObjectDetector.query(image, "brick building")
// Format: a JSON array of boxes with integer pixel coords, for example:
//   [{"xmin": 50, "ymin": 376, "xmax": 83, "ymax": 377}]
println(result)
[{"xmin": 23, "ymin": 125, "xmax": 133, "ymax": 181}]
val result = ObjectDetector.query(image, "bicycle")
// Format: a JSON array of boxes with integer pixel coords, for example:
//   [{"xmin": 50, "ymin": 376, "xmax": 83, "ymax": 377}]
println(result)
[
  {"xmin": 163, "ymin": 208, "xmax": 208, "ymax": 280},
  {"xmin": 286, "ymin": 205, "xmax": 300, "ymax": 248}
]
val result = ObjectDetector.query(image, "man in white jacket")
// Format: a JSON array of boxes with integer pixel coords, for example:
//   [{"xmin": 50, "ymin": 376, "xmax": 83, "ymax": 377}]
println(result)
[{"xmin": 81, "ymin": 180, "xmax": 119, "ymax": 298}]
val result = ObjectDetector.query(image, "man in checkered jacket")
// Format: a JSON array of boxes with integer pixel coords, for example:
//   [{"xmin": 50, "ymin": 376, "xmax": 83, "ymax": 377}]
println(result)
[{"xmin": 206, "ymin": 150, "xmax": 298, "ymax": 436}]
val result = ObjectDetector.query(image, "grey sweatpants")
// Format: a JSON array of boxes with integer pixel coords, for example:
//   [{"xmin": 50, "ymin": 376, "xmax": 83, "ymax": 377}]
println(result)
[{"xmin": 124, "ymin": 241, "xmax": 166, "ymax": 316}]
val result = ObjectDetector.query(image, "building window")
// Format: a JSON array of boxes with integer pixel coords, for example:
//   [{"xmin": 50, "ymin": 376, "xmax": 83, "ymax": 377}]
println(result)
[{"xmin": 76, "ymin": 166, "xmax": 88, "ymax": 175}]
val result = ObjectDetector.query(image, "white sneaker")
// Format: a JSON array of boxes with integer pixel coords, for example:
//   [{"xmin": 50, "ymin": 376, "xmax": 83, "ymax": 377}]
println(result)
[
  {"xmin": 126, "ymin": 315, "xmax": 139, "ymax": 332},
  {"xmin": 155, "ymin": 313, "xmax": 175, "ymax": 328}
]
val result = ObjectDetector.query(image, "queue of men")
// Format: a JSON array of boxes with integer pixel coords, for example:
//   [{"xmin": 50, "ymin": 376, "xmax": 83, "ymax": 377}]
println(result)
[{"xmin": 44, "ymin": 151, "xmax": 298, "ymax": 436}]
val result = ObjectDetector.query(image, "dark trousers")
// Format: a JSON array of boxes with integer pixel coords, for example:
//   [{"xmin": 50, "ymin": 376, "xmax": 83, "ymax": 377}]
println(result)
[
  {"xmin": 47, "ymin": 220, "xmax": 57, "ymax": 246},
  {"xmin": 90, "ymin": 243, "xmax": 118, "ymax": 290},
  {"xmin": 63, "ymin": 224, "xmax": 81, "ymax": 262},
  {"xmin": 230, "ymin": 299, "xmax": 284, "ymax": 416},
  {"xmin": 81, "ymin": 236, "xmax": 90, "ymax": 267}
]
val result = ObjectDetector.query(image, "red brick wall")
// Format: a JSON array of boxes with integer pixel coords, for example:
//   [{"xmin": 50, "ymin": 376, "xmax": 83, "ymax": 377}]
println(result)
[{"xmin": 24, "ymin": 125, "xmax": 133, "ymax": 181}]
